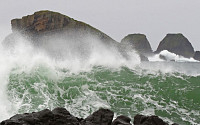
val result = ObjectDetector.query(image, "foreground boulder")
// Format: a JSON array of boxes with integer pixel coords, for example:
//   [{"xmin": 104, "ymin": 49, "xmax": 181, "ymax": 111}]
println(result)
[
  {"xmin": 1, "ymin": 108, "xmax": 80, "ymax": 125},
  {"xmin": 121, "ymin": 34, "xmax": 153, "ymax": 61},
  {"xmin": 1, "ymin": 107, "xmax": 179, "ymax": 125},
  {"xmin": 81, "ymin": 108, "xmax": 114, "ymax": 125},
  {"xmin": 155, "ymin": 34, "xmax": 195, "ymax": 58},
  {"xmin": 51, "ymin": 107, "xmax": 80, "ymax": 124},
  {"xmin": 193, "ymin": 51, "xmax": 200, "ymax": 61},
  {"xmin": 134, "ymin": 114, "xmax": 169, "ymax": 125},
  {"xmin": 0, "ymin": 108, "xmax": 113, "ymax": 125}
]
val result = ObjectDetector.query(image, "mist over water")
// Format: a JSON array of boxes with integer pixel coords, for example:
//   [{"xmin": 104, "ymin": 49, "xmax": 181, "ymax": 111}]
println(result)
[
  {"xmin": 0, "ymin": 33, "xmax": 139, "ymax": 119},
  {"xmin": 0, "ymin": 33, "xmax": 200, "ymax": 124},
  {"xmin": 148, "ymin": 50, "xmax": 199, "ymax": 63}
]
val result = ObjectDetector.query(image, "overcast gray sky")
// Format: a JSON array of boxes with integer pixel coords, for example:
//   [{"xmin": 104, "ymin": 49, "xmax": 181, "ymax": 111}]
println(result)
[{"xmin": 0, "ymin": 0, "xmax": 200, "ymax": 50}]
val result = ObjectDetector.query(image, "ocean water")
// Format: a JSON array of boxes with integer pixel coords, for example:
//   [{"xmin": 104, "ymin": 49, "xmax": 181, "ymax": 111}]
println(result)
[{"xmin": 0, "ymin": 35, "xmax": 199, "ymax": 125}]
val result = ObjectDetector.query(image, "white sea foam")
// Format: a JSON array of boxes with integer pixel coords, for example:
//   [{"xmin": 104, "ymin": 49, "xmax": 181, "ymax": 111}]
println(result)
[
  {"xmin": 0, "ymin": 33, "xmax": 140, "ymax": 121},
  {"xmin": 135, "ymin": 50, "xmax": 200, "ymax": 76},
  {"xmin": 148, "ymin": 50, "xmax": 199, "ymax": 62},
  {"xmin": 0, "ymin": 33, "xmax": 199, "ymax": 125}
]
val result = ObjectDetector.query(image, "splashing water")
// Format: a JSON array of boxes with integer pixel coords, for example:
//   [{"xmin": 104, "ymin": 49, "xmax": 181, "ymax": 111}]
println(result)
[
  {"xmin": 148, "ymin": 50, "xmax": 199, "ymax": 62},
  {"xmin": 0, "ymin": 34, "xmax": 200, "ymax": 125}
]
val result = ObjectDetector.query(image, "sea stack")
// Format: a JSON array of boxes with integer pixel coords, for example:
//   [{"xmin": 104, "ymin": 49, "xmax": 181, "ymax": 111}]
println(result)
[
  {"xmin": 121, "ymin": 34, "xmax": 153, "ymax": 61},
  {"xmin": 155, "ymin": 34, "xmax": 195, "ymax": 58}
]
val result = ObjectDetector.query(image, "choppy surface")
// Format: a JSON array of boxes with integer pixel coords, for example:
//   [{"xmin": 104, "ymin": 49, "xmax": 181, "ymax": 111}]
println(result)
[
  {"xmin": 0, "ymin": 36, "xmax": 200, "ymax": 125},
  {"xmin": 4, "ymin": 64, "xmax": 200, "ymax": 124}
]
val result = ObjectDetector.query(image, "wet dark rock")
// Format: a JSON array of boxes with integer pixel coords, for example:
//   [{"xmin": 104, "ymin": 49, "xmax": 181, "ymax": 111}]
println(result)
[
  {"xmin": 155, "ymin": 34, "xmax": 195, "ymax": 58},
  {"xmin": 193, "ymin": 51, "xmax": 200, "ymax": 61},
  {"xmin": 52, "ymin": 107, "xmax": 71, "ymax": 116},
  {"xmin": 51, "ymin": 107, "xmax": 79, "ymax": 125},
  {"xmin": 134, "ymin": 114, "xmax": 168, "ymax": 125},
  {"xmin": 1, "ymin": 108, "xmax": 180, "ymax": 125},
  {"xmin": 82, "ymin": 108, "xmax": 114, "ymax": 125},
  {"xmin": 133, "ymin": 114, "xmax": 179, "ymax": 125},
  {"xmin": 0, "ymin": 108, "xmax": 79, "ymax": 125},
  {"xmin": 1, "ymin": 120, "xmax": 21, "ymax": 125},
  {"xmin": 0, "ymin": 108, "xmax": 113, "ymax": 125},
  {"xmin": 112, "ymin": 115, "xmax": 131, "ymax": 125}
]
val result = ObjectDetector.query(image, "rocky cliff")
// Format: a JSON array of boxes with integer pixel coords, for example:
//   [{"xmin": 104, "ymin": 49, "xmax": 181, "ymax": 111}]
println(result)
[
  {"xmin": 155, "ymin": 34, "xmax": 195, "ymax": 58},
  {"xmin": 10, "ymin": 10, "xmax": 115, "ymax": 43},
  {"xmin": 4, "ymin": 10, "xmax": 120, "ymax": 58}
]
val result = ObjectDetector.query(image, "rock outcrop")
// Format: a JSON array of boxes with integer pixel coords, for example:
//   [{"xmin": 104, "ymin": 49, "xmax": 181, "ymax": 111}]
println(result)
[
  {"xmin": 1, "ymin": 107, "xmax": 179, "ymax": 125},
  {"xmin": 0, "ymin": 108, "xmax": 113, "ymax": 125},
  {"xmin": 155, "ymin": 34, "xmax": 195, "ymax": 58},
  {"xmin": 193, "ymin": 51, "xmax": 200, "ymax": 61},
  {"xmin": 0, "ymin": 108, "xmax": 80, "ymax": 125},
  {"xmin": 134, "ymin": 114, "xmax": 169, "ymax": 125},
  {"xmin": 120, "ymin": 34, "xmax": 153, "ymax": 61},
  {"xmin": 10, "ymin": 10, "xmax": 116, "ymax": 44},
  {"xmin": 3, "ymin": 10, "xmax": 120, "ymax": 58},
  {"xmin": 121, "ymin": 34, "xmax": 153, "ymax": 56}
]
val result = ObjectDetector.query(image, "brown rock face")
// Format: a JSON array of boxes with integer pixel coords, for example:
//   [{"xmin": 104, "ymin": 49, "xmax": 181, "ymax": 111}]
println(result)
[
  {"xmin": 12, "ymin": 11, "xmax": 82, "ymax": 33},
  {"xmin": 10, "ymin": 10, "xmax": 116, "ymax": 45},
  {"xmin": 4, "ymin": 10, "xmax": 120, "ymax": 58}
]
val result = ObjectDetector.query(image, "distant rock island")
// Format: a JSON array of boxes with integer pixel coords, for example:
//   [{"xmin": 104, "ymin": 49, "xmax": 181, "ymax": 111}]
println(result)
[
  {"xmin": 121, "ymin": 34, "xmax": 153, "ymax": 56},
  {"xmin": 3, "ymin": 10, "xmax": 200, "ymax": 62},
  {"xmin": 121, "ymin": 33, "xmax": 200, "ymax": 61},
  {"xmin": 155, "ymin": 34, "xmax": 195, "ymax": 58},
  {"xmin": 120, "ymin": 34, "xmax": 153, "ymax": 61}
]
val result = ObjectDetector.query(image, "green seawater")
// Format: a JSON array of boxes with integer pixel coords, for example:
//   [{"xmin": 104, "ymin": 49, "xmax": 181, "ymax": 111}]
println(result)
[{"xmin": 6, "ymin": 63, "xmax": 200, "ymax": 125}]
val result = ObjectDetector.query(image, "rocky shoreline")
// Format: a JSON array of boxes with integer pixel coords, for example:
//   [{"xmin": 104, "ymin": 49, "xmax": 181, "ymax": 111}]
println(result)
[{"xmin": 1, "ymin": 107, "xmax": 178, "ymax": 125}]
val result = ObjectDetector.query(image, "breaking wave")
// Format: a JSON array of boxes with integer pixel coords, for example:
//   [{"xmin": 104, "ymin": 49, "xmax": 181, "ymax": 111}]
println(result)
[
  {"xmin": 148, "ymin": 50, "xmax": 199, "ymax": 62},
  {"xmin": 0, "ymin": 34, "xmax": 199, "ymax": 125}
]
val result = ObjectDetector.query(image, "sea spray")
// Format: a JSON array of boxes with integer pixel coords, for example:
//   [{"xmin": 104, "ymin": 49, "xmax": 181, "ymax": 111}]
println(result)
[
  {"xmin": 148, "ymin": 50, "xmax": 199, "ymax": 62},
  {"xmin": 0, "ymin": 33, "xmax": 140, "ymax": 120},
  {"xmin": 0, "ymin": 34, "xmax": 200, "ymax": 124}
]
